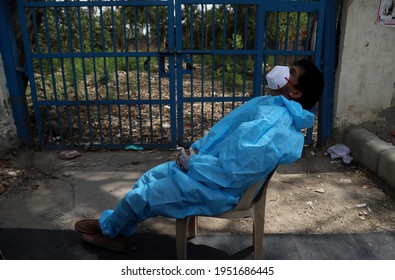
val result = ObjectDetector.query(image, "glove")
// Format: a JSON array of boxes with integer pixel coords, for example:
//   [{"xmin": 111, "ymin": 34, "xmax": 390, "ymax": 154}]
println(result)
[{"xmin": 179, "ymin": 147, "xmax": 196, "ymax": 171}]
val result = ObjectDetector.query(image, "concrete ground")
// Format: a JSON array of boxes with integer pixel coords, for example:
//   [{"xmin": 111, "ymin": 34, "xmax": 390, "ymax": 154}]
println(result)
[{"xmin": 0, "ymin": 128, "xmax": 394, "ymax": 260}]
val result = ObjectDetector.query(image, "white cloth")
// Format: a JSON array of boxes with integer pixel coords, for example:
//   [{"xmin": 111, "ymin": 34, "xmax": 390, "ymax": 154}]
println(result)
[{"xmin": 327, "ymin": 144, "xmax": 353, "ymax": 164}]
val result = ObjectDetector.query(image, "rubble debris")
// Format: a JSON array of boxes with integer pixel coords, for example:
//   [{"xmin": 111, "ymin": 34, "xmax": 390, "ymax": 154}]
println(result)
[
  {"xmin": 58, "ymin": 150, "xmax": 81, "ymax": 160},
  {"xmin": 315, "ymin": 188, "xmax": 326, "ymax": 194},
  {"xmin": 340, "ymin": 178, "xmax": 352, "ymax": 183},
  {"xmin": 7, "ymin": 171, "xmax": 17, "ymax": 177},
  {"xmin": 307, "ymin": 201, "xmax": 315, "ymax": 210},
  {"xmin": 356, "ymin": 203, "xmax": 367, "ymax": 208},
  {"xmin": 63, "ymin": 172, "xmax": 72, "ymax": 177},
  {"xmin": 310, "ymin": 150, "xmax": 316, "ymax": 157}
]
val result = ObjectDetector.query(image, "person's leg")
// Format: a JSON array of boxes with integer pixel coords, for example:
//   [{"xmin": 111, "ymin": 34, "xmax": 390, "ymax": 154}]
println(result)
[
  {"xmin": 99, "ymin": 161, "xmax": 179, "ymax": 238},
  {"xmin": 76, "ymin": 161, "xmax": 179, "ymax": 251}
]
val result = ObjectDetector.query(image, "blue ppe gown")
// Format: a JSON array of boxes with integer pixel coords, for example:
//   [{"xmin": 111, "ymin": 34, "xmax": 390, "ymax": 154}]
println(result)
[{"xmin": 99, "ymin": 95, "xmax": 315, "ymax": 238}]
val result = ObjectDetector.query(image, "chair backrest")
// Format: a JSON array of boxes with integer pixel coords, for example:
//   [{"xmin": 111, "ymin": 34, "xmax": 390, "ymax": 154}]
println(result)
[{"xmin": 232, "ymin": 168, "xmax": 277, "ymax": 211}]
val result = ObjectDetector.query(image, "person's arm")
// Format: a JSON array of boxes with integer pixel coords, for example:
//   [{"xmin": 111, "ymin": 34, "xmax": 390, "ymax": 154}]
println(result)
[{"xmin": 190, "ymin": 134, "xmax": 207, "ymax": 151}]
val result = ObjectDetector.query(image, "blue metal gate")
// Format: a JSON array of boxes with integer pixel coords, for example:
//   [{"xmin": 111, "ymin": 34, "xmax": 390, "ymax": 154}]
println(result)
[{"xmin": 15, "ymin": 0, "xmax": 335, "ymax": 150}]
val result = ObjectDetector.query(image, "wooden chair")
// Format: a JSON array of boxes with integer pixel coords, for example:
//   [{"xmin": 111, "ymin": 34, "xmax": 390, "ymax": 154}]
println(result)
[{"xmin": 176, "ymin": 168, "xmax": 277, "ymax": 260}]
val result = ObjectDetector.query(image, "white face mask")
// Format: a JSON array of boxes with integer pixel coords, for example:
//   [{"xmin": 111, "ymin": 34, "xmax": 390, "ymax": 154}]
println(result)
[{"xmin": 266, "ymin": 66, "xmax": 290, "ymax": 90}]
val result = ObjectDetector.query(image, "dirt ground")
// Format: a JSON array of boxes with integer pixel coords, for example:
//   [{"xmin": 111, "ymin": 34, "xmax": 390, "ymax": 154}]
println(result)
[
  {"xmin": 1, "ymin": 144, "xmax": 394, "ymax": 237},
  {"xmin": 180, "ymin": 145, "xmax": 395, "ymax": 236}
]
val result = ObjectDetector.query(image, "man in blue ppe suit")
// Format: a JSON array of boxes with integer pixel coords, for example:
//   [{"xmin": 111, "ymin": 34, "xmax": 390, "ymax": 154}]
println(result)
[{"xmin": 75, "ymin": 59, "xmax": 324, "ymax": 252}]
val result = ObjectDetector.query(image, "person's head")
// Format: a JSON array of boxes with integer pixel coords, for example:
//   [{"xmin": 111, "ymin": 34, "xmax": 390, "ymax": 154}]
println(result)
[{"xmin": 268, "ymin": 59, "xmax": 324, "ymax": 110}]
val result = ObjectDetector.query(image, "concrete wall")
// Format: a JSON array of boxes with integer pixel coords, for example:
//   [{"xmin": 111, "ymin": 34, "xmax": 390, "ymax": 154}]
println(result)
[
  {"xmin": 334, "ymin": 0, "xmax": 395, "ymax": 137},
  {"xmin": 0, "ymin": 52, "xmax": 18, "ymax": 154}
]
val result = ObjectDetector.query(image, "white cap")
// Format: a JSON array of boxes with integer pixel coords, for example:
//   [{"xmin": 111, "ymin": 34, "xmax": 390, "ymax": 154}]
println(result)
[{"xmin": 266, "ymin": 66, "xmax": 290, "ymax": 90}]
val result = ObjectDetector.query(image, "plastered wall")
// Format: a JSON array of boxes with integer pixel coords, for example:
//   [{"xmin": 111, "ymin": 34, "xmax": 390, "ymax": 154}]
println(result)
[
  {"xmin": 0, "ymin": 52, "xmax": 18, "ymax": 153},
  {"xmin": 334, "ymin": 0, "xmax": 395, "ymax": 135}
]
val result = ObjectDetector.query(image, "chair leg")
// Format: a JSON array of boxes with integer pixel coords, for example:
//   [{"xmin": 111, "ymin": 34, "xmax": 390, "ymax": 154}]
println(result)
[
  {"xmin": 176, "ymin": 218, "xmax": 189, "ymax": 260},
  {"xmin": 188, "ymin": 216, "xmax": 198, "ymax": 238},
  {"xmin": 252, "ymin": 218, "xmax": 264, "ymax": 260},
  {"xmin": 253, "ymin": 204, "xmax": 266, "ymax": 260}
]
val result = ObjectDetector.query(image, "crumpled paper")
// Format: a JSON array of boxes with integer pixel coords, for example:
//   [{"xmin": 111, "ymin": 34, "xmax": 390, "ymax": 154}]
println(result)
[{"xmin": 327, "ymin": 144, "xmax": 353, "ymax": 164}]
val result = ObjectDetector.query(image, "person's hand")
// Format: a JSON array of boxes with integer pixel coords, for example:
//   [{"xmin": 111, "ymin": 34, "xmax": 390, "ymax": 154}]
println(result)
[
  {"xmin": 175, "ymin": 151, "xmax": 183, "ymax": 169},
  {"xmin": 176, "ymin": 148, "xmax": 196, "ymax": 171},
  {"xmin": 180, "ymin": 147, "xmax": 195, "ymax": 171}
]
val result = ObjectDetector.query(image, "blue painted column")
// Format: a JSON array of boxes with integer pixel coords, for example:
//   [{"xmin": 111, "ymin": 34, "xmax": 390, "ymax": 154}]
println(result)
[{"xmin": 0, "ymin": 1, "xmax": 33, "ymax": 146}]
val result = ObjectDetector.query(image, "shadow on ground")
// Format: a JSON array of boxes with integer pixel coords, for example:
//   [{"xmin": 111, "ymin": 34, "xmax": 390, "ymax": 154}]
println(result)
[{"xmin": 0, "ymin": 228, "xmax": 394, "ymax": 260}]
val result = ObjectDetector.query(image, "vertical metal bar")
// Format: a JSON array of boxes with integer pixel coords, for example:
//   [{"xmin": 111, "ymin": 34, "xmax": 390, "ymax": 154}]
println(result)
[
  {"xmin": 99, "ymin": 6, "xmax": 113, "ymax": 145},
  {"xmin": 254, "ymin": 4, "xmax": 264, "ymax": 97},
  {"xmin": 65, "ymin": 5, "xmax": 83, "ymax": 144},
  {"xmin": 304, "ymin": 10, "xmax": 314, "ymax": 145},
  {"xmin": 274, "ymin": 12, "xmax": 280, "ymax": 65},
  {"xmin": 41, "ymin": 8, "xmax": 58, "ymax": 144},
  {"xmin": 314, "ymin": 0, "xmax": 327, "ymax": 67},
  {"xmin": 295, "ymin": 12, "xmax": 301, "ymax": 51},
  {"xmin": 168, "ymin": 0, "xmax": 176, "ymax": 148},
  {"xmin": 54, "ymin": 6, "xmax": 71, "ymax": 145},
  {"xmin": 111, "ymin": 6, "xmax": 123, "ymax": 144},
  {"xmin": 33, "ymin": 7, "xmax": 51, "ymax": 145},
  {"xmin": 242, "ymin": 5, "xmax": 248, "ymax": 98},
  {"xmin": 77, "ymin": 6, "xmax": 93, "ymax": 145},
  {"xmin": 262, "ymin": 11, "xmax": 270, "ymax": 95},
  {"xmin": 284, "ymin": 12, "xmax": 290, "ymax": 64},
  {"xmin": 305, "ymin": 13, "xmax": 311, "ymax": 52},
  {"xmin": 232, "ymin": 5, "xmax": 238, "ymax": 109},
  {"xmin": 43, "ymin": 7, "xmax": 57, "ymax": 102},
  {"xmin": 188, "ymin": 5, "xmax": 194, "ymax": 141},
  {"xmin": 51, "ymin": 7, "xmax": 64, "ymax": 144},
  {"xmin": 133, "ymin": 6, "xmax": 143, "ymax": 145},
  {"xmin": 155, "ymin": 5, "xmax": 164, "ymax": 142},
  {"xmin": 88, "ymin": 5, "xmax": 103, "ymax": 145},
  {"xmin": 200, "ymin": 4, "xmax": 205, "ymax": 138},
  {"xmin": 221, "ymin": 5, "xmax": 226, "ymax": 118},
  {"xmin": 211, "ymin": 4, "xmax": 216, "ymax": 128},
  {"xmin": 176, "ymin": 2, "xmax": 184, "ymax": 145},
  {"xmin": 47, "ymin": 6, "xmax": 64, "ymax": 145},
  {"xmin": 145, "ymin": 6, "xmax": 153, "ymax": 144},
  {"xmin": 121, "ymin": 6, "xmax": 133, "ymax": 144}
]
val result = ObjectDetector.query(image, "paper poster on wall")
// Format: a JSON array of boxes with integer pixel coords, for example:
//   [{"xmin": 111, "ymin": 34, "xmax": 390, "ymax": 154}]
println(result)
[{"xmin": 376, "ymin": 0, "xmax": 395, "ymax": 26}]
